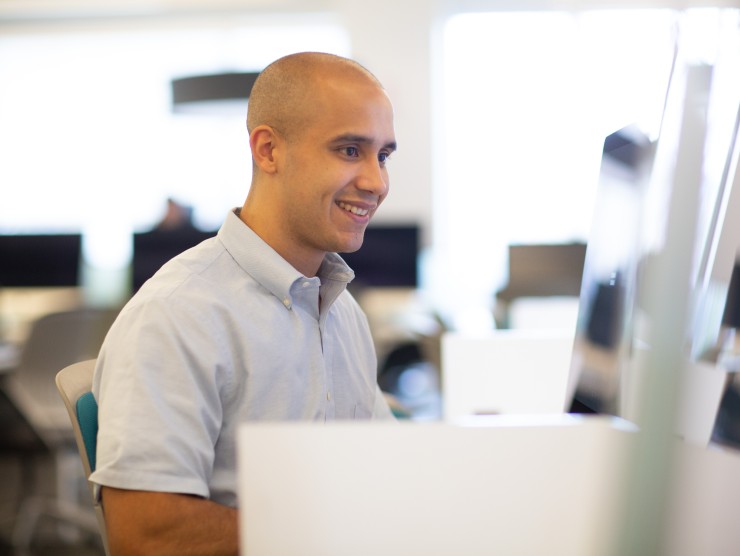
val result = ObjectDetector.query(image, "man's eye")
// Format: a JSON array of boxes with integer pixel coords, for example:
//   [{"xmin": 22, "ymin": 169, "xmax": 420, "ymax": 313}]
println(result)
[
  {"xmin": 342, "ymin": 146, "xmax": 359, "ymax": 157},
  {"xmin": 378, "ymin": 151, "xmax": 392, "ymax": 164}
]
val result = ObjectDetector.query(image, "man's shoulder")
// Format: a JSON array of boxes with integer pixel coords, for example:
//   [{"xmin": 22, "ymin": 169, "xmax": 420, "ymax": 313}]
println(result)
[{"xmin": 136, "ymin": 237, "xmax": 232, "ymax": 297}]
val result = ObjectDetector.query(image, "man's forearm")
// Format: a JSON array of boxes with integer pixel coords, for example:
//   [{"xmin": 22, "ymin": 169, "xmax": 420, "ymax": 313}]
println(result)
[{"xmin": 102, "ymin": 486, "xmax": 238, "ymax": 556}]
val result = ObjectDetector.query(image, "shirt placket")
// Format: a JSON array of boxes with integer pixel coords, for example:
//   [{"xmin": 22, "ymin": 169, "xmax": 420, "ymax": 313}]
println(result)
[{"xmin": 319, "ymin": 309, "xmax": 335, "ymax": 420}]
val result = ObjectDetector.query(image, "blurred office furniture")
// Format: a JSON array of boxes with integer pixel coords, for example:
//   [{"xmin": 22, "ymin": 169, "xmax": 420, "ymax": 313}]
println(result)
[
  {"xmin": 494, "ymin": 242, "xmax": 586, "ymax": 329},
  {"xmin": 0, "ymin": 234, "xmax": 82, "ymax": 289},
  {"xmin": 0, "ymin": 232, "xmax": 85, "ymax": 348},
  {"xmin": 674, "ymin": 359, "xmax": 727, "ymax": 446},
  {"xmin": 710, "ymin": 263, "xmax": 740, "ymax": 447},
  {"xmin": 56, "ymin": 359, "xmax": 109, "ymax": 556},
  {"xmin": 722, "ymin": 262, "xmax": 740, "ymax": 333},
  {"xmin": 4, "ymin": 308, "xmax": 116, "ymax": 553},
  {"xmin": 344, "ymin": 224, "xmax": 443, "ymax": 418},
  {"xmin": 0, "ymin": 288, "xmax": 85, "ymax": 349},
  {"xmin": 341, "ymin": 225, "xmax": 419, "ymax": 289},
  {"xmin": 171, "ymin": 71, "xmax": 259, "ymax": 115},
  {"xmin": 441, "ymin": 329, "xmax": 575, "ymax": 421}
]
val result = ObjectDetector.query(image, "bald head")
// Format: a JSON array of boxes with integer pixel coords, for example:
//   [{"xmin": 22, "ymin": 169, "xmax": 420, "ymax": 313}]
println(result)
[
  {"xmin": 240, "ymin": 51, "xmax": 396, "ymax": 276},
  {"xmin": 247, "ymin": 52, "xmax": 384, "ymax": 141}
]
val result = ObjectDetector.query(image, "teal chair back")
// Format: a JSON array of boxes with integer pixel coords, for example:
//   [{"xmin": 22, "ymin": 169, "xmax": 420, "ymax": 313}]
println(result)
[
  {"xmin": 76, "ymin": 391, "xmax": 99, "ymax": 472},
  {"xmin": 56, "ymin": 359, "xmax": 110, "ymax": 556}
]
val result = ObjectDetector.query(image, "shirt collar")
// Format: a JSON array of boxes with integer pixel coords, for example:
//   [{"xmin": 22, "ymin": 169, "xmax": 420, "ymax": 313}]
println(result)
[{"xmin": 218, "ymin": 209, "xmax": 355, "ymax": 310}]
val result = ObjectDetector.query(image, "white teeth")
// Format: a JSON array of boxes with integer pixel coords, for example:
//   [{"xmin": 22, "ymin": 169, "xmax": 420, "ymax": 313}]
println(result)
[{"xmin": 338, "ymin": 202, "xmax": 369, "ymax": 216}]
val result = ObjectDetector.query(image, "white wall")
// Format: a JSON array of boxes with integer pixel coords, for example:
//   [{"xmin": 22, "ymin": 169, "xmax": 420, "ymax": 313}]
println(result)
[
  {"xmin": 0, "ymin": 0, "xmax": 438, "ymax": 245},
  {"xmin": 1, "ymin": 0, "xmax": 733, "ymax": 229},
  {"xmin": 332, "ymin": 0, "xmax": 436, "ymax": 239}
]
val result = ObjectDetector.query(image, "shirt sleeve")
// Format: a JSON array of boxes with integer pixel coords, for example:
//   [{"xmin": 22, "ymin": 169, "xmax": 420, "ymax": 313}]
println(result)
[{"xmin": 90, "ymin": 295, "xmax": 230, "ymax": 499}]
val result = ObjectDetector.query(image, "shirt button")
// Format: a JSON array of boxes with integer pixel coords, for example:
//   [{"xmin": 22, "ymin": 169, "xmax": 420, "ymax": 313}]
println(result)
[
  {"xmin": 283, "ymin": 298, "xmax": 291, "ymax": 309},
  {"xmin": 326, "ymin": 391, "xmax": 331, "ymax": 401},
  {"xmin": 302, "ymin": 281, "xmax": 310, "ymax": 288}
]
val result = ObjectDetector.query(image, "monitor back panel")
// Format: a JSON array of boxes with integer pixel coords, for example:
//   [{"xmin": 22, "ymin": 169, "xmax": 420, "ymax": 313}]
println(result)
[{"xmin": 237, "ymin": 417, "xmax": 631, "ymax": 556}]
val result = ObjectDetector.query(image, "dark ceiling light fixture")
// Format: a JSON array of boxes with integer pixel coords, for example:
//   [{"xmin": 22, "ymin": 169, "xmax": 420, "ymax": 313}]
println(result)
[{"xmin": 171, "ymin": 71, "xmax": 260, "ymax": 115}]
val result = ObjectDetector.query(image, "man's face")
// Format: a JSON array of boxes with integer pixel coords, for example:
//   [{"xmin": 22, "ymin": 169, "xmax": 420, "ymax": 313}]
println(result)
[{"xmin": 276, "ymin": 77, "xmax": 396, "ymax": 266}]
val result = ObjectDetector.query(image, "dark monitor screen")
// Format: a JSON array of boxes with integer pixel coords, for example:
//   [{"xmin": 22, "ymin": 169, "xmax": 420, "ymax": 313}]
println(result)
[
  {"xmin": 132, "ymin": 228, "xmax": 217, "ymax": 292},
  {"xmin": 133, "ymin": 225, "xmax": 419, "ymax": 292},
  {"xmin": 722, "ymin": 262, "xmax": 740, "ymax": 329},
  {"xmin": 340, "ymin": 225, "xmax": 419, "ymax": 288},
  {"xmin": 0, "ymin": 234, "xmax": 82, "ymax": 287}
]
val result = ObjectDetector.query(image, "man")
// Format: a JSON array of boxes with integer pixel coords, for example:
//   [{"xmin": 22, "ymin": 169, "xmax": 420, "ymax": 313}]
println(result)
[{"xmin": 90, "ymin": 52, "xmax": 398, "ymax": 555}]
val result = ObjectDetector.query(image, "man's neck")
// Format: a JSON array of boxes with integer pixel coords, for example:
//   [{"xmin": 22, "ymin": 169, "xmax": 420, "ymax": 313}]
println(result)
[{"xmin": 237, "ymin": 206, "xmax": 323, "ymax": 277}]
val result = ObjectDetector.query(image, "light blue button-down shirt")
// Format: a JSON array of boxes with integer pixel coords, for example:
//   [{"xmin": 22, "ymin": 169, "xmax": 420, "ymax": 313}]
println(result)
[{"xmin": 91, "ymin": 210, "xmax": 394, "ymax": 506}]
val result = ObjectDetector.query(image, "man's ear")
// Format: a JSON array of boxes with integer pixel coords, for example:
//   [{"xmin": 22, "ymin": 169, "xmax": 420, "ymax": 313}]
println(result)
[{"xmin": 250, "ymin": 125, "xmax": 281, "ymax": 174}]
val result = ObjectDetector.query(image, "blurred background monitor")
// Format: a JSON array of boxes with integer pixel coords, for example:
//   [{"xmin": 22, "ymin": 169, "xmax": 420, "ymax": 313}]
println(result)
[
  {"xmin": 340, "ymin": 225, "xmax": 419, "ymax": 288},
  {"xmin": 711, "ymin": 261, "xmax": 740, "ymax": 448},
  {"xmin": 567, "ymin": 126, "xmax": 658, "ymax": 415},
  {"xmin": 0, "ymin": 234, "xmax": 82, "ymax": 287},
  {"xmin": 132, "ymin": 228, "xmax": 217, "ymax": 292},
  {"xmin": 568, "ymin": 24, "xmax": 740, "ymax": 424},
  {"xmin": 722, "ymin": 262, "xmax": 740, "ymax": 330},
  {"xmin": 132, "ymin": 224, "xmax": 419, "ymax": 293}
]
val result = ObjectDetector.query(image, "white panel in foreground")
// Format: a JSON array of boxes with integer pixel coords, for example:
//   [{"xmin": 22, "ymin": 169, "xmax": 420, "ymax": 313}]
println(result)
[{"xmin": 238, "ymin": 415, "xmax": 633, "ymax": 556}]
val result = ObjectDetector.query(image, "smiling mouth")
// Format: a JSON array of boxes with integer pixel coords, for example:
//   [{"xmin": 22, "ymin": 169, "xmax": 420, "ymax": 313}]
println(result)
[{"xmin": 337, "ymin": 201, "xmax": 369, "ymax": 217}]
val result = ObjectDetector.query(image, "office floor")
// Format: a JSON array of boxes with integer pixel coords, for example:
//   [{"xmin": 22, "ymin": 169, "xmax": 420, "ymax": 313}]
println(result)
[
  {"xmin": 32, "ymin": 549, "xmax": 102, "ymax": 556},
  {"xmin": 0, "ymin": 513, "xmax": 105, "ymax": 555},
  {"xmin": 0, "ymin": 539, "xmax": 104, "ymax": 556}
]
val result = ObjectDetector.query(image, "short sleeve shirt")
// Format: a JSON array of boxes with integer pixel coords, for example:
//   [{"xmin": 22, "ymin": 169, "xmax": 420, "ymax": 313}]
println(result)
[{"xmin": 89, "ymin": 210, "xmax": 394, "ymax": 507}]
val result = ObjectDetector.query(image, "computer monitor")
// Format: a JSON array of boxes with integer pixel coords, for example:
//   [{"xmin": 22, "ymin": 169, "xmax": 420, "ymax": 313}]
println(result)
[
  {"xmin": 721, "ymin": 263, "xmax": 740, "ymax": 330},
  {"xmin": 566, "ymin": 126, "xmax": 658, "ymax": 415},
  {"xmin": 339, "ymin": 225, "xmax": 419, "ymax": 288},
  {"xmin": 569, "ymin": 26, "xmax": 740, "ymax": 423},
  {"xmin": 0, "ymin": 234, "xmax": 82, "ymax": 287},
  {"xmin": 132, "ymin": 228, "xmax": 217, "ymax": 292},
  {"xmin": 133, "ymin": 225, "xmax": 418, "ymax": 293},
  {"xmin": 705, "ymin": 135, "xmax": 740, "ymax": 448}
]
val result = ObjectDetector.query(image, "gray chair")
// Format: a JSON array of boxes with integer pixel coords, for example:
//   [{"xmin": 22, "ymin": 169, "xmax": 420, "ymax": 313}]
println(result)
[
  {"xmin": 5, "ymin": 308, "xmax": 116, "ymax": 553},
  {"xmin": 56, "ymin": 359, "xmax": 110, "ymax": 555},
  {"xmin": 494, "ymin": 242, "xmax": 587, "ymax": 328}
]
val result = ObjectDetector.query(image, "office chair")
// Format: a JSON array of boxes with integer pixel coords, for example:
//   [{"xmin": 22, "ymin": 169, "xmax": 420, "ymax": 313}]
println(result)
[
  {"xmin": 494, "ymin": 242, "xmax": 587, "ymax": 329},
  {"xmin": 55, "ymin": 359, "xmax": 110, "ymax": 555},
  {"xmin": 5, "ymin": 308, "xmax": 116, "ymax": 554}
]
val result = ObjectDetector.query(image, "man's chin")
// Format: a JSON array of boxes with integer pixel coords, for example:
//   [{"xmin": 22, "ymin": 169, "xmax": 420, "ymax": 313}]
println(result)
[
  {"xmin": 337, "ymin": 244, "xmax": 363, "ymax": 255},
  {"xmin": 335, "ymin": 233, "xmax": 365, "ymax": 254}
]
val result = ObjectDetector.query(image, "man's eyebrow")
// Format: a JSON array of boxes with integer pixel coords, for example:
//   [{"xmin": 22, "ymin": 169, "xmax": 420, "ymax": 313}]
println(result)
[{"xmin": 330, "ymin": 133, "xmax": 397, "ymax": 152}]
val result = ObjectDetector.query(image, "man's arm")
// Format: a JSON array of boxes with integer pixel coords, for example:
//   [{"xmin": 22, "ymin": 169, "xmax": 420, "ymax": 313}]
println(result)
[{"xmin": 101, "ymin": 486, "xmax": 238, "ymax": 556}]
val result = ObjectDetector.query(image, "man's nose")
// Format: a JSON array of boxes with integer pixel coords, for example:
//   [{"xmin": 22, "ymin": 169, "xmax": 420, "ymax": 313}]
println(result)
[{"xmin": 356, "ymin": 159, "xmax": 389, "ymax": 197}]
